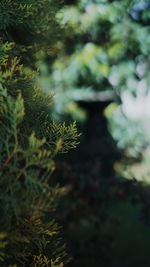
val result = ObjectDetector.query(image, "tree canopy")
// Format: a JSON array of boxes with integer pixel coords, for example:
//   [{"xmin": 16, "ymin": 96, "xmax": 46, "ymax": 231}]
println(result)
[{"xmin": 45, "ymin": 0, "xmax": 150, "ymax": 155}]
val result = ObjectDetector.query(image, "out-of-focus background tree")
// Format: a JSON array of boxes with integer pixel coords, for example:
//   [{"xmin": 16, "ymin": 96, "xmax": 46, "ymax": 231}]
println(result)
[
  {"xmin": 38, "ymin": 0, "xmax": 150, "ymax": 266},
  {"xmin": 40, "ymin": 0, "xmax": 150, "ymax": 157}
]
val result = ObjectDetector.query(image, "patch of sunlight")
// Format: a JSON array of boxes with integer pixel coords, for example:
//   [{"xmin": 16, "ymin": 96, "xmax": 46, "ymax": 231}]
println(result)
[
  {"xmin": 64, "ymin": 101, "xmax": 87, "ymax": 121},
  {"xmin": 108, "ymin": 42, "xmax": 123, "ymax": 59}
]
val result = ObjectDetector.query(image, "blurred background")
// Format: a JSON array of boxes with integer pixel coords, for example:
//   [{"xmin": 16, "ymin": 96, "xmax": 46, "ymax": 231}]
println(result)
[{"xmin": 38, "ymin": 0, "xmax": 150, "ymax": 266}]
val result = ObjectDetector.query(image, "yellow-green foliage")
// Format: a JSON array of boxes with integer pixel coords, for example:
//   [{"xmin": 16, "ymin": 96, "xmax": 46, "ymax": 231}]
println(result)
[{"xmin": 0, "ymin": 0, "xmax": 80, "ymax": 266}]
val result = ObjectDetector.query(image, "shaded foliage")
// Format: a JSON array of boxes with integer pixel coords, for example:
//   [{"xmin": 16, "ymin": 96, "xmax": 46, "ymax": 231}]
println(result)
[{"xmin": 0, "ymin": 1, "xmax": 80, "ymax": 266}]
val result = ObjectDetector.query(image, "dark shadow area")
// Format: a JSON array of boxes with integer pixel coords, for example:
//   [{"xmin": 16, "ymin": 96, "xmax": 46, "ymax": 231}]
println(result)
[{"xmin": 53, "ymin": 100, "xmax": 150, "ymax": 267}]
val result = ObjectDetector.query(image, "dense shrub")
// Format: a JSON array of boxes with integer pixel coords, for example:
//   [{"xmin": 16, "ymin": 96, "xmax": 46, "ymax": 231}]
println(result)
[{"xmin": 0, "ymin": 1, "xmax": 80, "ymax": 266}]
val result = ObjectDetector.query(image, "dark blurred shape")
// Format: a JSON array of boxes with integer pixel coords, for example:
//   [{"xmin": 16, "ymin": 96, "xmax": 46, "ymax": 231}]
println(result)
[
  {"xmin": 75, "ymin": 92, "xmax": 119, "ymax": 178},
  {"xmin": 65, "ymin": 0, "xmax": 79, "ymax": 5}
]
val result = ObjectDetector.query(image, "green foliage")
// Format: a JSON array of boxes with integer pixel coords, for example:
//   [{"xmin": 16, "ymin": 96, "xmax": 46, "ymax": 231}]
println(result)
[
  {"xmin": 39, "ymin": 1, "xmax": 150, "ymax": 266},
  {"xmin": 0, "ymin": 0, "xmax": 63, "ymax": 64},
  {"xmin": 45, "ymin": 0, "xmax": 150, "ymax": 154},
  {"xmin": 0, "ymin": 0, "xmax": 80, "ymax": 266},
  {"xmin": 33, "ymin": 254, "xmax": 64, "ymax": 267},
  {"xmin": 46, "ymin": 121, "xmax": 81, "ymax": 153},
  {"xmin": 105, "ymin": 102, "xmax": 150, "ymax": 157}
]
